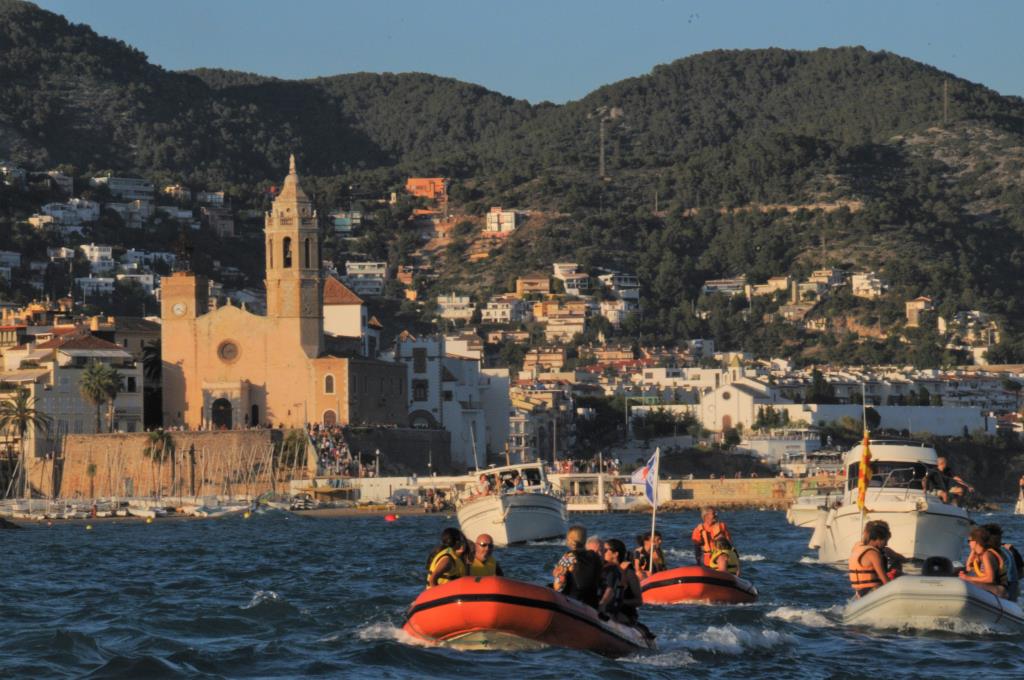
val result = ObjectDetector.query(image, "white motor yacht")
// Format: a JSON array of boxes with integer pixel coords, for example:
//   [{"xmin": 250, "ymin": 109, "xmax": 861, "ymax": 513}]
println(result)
[
  {"xmin": 808, "ymin": 440, "xmax": 971, "ymax": 567},
  {"xmin": 786, "ymin": 489, "xmax": 842, "ymax": 528},
  {"xmin": 456, "ymin": 463, "xmax": 567, "ymax": 547}
]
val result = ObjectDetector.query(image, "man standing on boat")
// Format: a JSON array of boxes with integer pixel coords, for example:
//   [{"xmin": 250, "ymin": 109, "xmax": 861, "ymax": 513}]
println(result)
[
  {"xmin": 690, "ymin": 507, "xmax": 732, "ymax": 566},
  {"xmin": 923, "ymin": 456, "xmax": 974, "ymax": 505}
]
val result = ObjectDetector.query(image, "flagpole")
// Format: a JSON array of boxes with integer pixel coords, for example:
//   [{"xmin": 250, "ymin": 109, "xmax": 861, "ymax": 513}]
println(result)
[
  {"xmin": 859, "ymin": 382, "xmax": 869, "ymax": 533},
  {"xmin": 648, "ymin": 447, "xmax": 660, "ymax": 571}
]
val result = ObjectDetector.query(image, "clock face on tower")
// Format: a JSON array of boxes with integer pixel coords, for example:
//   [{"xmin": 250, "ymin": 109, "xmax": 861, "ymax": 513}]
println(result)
[{"xmin": 172, "ymin": 302, "xmax": 187, "ymax": 317}]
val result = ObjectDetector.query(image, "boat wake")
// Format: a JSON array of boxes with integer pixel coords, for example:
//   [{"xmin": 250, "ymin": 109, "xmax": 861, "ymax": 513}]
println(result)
[
  {"xmin": 666, "ymin": 624, "xmax": 794, "ymax": 655},
  {"xmin": 356, "ymin": 621, "xmax": 430, "ymax": 647},
  {"xmin": 767, "ymin": 605, "xmax": 840, "ymax": 627},
  {"xmin": 241, "ymin": 590, "xmax": 282, "ymax": 609},
  {"xmin": 741, "ymin": 553, "xmax": 766, "ymax": 562}
]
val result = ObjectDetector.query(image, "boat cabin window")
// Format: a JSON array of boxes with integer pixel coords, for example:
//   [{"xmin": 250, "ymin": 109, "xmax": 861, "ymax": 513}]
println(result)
[{"xmin": 847, "ymin": 462, "xmax": 930, "ymax": 490}]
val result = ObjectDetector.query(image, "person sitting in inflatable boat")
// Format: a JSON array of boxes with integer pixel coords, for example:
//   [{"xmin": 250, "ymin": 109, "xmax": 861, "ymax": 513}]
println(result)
[
  {"xmin": 961, "ymin": 526, "xmax": 1008, "ymax": 598},
  {"xmin": 848, "ymin": 522, "xmax": 892, "ymax": 598}
]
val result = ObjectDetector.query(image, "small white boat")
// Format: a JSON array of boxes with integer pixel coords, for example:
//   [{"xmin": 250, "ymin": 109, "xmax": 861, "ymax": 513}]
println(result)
[
  {"xmin": 786, "ymin": 490, "xmax": 840, "ymax": 528},
  {"xmin": 808, "ymin": 440, "xmax": 971, "ymax": 567},
  {"xmin": 456, "ymin": 463, "xmax": 567, "ymax": 547},
  {"xmin": 128, "ymin": 506, "xmax": 158, "ymax": 519},
  {"xmin": 844, "ymin": 575, "xmax": 1024, "ymax": 633}
]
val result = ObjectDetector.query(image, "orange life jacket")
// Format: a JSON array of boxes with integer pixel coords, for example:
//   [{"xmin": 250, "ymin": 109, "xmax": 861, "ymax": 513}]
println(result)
[
  {"xmin": 971, "ymin": 548, "xmax": 1008, "ymax": 587},
  {"xmin": 692, "ymin": 521, "xmax": 730, "ymax": 566},
  {"xmin": 849, "ymin": 544, "xmax": 884, "ymax": 594}
]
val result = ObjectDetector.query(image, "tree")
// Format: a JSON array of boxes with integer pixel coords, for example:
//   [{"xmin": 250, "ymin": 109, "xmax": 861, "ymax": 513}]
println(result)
[
  {"xmin": 0, "ymin": 388, "xmax": 52, "ymax": 498},
  {"xmin": 144, "ymin": 429, "xmax": 174, "ymax": 499},
  {"xmin": 805, "ymin": 368, "xmax": 837, "ymax": 404},
  {"xmin": 79, "ymin": 361, "xmax": 118, "ymax": 433}
]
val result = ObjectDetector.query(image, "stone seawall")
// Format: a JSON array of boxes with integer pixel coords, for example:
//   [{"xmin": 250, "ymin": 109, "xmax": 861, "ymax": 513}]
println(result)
[
  {"xmin": 659, "ymin": 476, "xmax": 841, "ymax": 510},
  {"xmin": 26, "ymin": 430, "xmax": 294, "ymax": 499}
]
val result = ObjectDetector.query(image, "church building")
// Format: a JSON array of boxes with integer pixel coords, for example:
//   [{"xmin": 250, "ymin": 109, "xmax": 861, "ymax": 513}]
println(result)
[{"xmin": 161, "ymin": 156, "xmax": 406, "ymax": 429}]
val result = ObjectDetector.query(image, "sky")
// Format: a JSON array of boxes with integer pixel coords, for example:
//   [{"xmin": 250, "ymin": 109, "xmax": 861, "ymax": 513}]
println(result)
[{"xmin": 33, "ymin": 0, "xmax": 1024, "ymax": 104}]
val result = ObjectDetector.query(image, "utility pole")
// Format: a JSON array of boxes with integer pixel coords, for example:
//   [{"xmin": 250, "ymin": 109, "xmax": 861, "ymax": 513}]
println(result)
[{"xmin": 943, "ymin": 79, "xmax": 949, "ymax": 127}]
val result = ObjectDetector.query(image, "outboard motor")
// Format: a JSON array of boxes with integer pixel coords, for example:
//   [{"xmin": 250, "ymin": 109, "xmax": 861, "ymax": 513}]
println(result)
[{"xmin": 921, "ymin": 556, "xmax": 954, "ymax": 577}]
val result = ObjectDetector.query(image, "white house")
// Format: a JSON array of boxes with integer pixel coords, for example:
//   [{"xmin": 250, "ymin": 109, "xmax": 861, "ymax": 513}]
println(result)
[
  {"xmin": 851, "ymin": 272, "xmax": 884, "ymax": 299},
  {"xmin": 343, "ymin": 261, "xmax": 387, "ymax": 297},
  {"xmin": 482, "ymin": 296, "xmax": 531, "ymax": 325},
  {"xmin": 484, "ymin": 207, "xmax": 519, "ymax": 234},
  {"xmin": 322, "ymin": 276, "xmax": 378, "ymax": 357},
  {"xmin": 437, "ymin": 293, "xmax": 475, "ymax": 322},
  {"xmin": 89, "ymin": 176, "xmax": 154, "ymax": 202},
  {"xmin": 79, "ymin": 243, "xmax": 116, "ymax": 273},
  {"xmin": 392, "ymin": 333, "xmax": 510, "ymax": 469},
  {"xmin": 76, "ymin": 275, "xmax": 115, "ymax": 297}
]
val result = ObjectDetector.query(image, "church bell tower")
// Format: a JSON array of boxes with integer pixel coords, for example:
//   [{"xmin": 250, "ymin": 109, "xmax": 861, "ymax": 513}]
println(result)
[{"xmin": 265, "ymin": 154, "xmax": 323, "ymax": 358}]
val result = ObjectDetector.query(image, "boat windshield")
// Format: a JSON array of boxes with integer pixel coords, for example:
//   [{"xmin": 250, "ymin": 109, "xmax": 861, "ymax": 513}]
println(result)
[{"xmin": 846, "ymin": 461, "xmax": 932, "ymax": 491}]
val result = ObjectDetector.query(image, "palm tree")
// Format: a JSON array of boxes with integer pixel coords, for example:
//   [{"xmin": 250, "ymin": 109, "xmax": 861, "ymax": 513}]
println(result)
[
  {"xmin": 79, "ymin": 361, "xmax": 116, "ymax": 433},
  {"xmin": 144, "ymin": 428, "xmax": 174, "ymax": 499},
  {"xmin": 103, "ymin": 368, "xmax": 123, "ymax": 433},
  {"xmin": 0, "ymin": 388, "xmax": 53, "ymax": 499}
]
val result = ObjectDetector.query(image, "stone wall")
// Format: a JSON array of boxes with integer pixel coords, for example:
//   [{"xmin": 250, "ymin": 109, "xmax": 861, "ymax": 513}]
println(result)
[{"xmin": 26, "ymin": 429, "xmax": 302, "ymax": 499}]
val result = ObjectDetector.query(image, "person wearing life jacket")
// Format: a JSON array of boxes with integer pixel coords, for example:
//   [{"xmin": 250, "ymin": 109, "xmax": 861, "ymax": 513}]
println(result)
[
  {"xmin": 553, "ymin": 525, "xmax": 603, "ymax": 608},
  {"xmin": 426, "ymin": 527, "xmax": 469, "ymax": 588},
  {"xmin": 962, "ymin": 526, "xmax": 1009, "ymax": 598},
  {"xmin": 711, "ymin": 536, "xmax": 741, "ymax": 577},
  {"xmin": 691, "ymin": 506, "xmax": 732, "ymax": 567},
  {"xmin": 982, "ymin": 524, "xmax": 1019, "ymax": 600},
  {"xmin": 469, "ymin": 533, "xmax": 504, "ymax": 577},
  {"xmin": 633, "ymin": 531, "xmax": 667, "ymax": 580},
  {"xmin": 848, "ymin": 522, "xmax": 892, "ymax": 598},
  {"xmin": 864, "ymin": 520, "xmax": 905, "ymax": 579}
]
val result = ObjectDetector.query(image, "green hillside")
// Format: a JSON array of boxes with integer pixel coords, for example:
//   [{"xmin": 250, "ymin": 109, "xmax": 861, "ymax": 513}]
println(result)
[{"xmin": 4, "ymin": 0, "xmax": 1024, "ymax": 362}]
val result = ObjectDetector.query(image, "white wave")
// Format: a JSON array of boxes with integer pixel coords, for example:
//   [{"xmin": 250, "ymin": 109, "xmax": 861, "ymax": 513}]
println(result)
[
  {"xmin": 242, "ymin": 590, "xmax": 280, "ymax": 609},
  {"xmin": 895, "ymin": 618, "xmax": 1000, "ymax": 636},
  {"xmin": 356, "ymin": 621, "xmax": 431, "ymax": 647},
  {"xmin": 672, "ymin": 624, "xmax": 794, "ymax": 655},
  {"xmin": 798, "ymin": 556, "xmax": 820, "ymax": 564},
  {"xmin": 766, "ymin": 606, "xmax": 833, "ymax": 627},
  {"xmin": 624, "ymin": 650, "xmax": 696, "ymax": 667},
  {"xmin": 741, "ymin": 553, "xmax": 766, "ymax": 562}
]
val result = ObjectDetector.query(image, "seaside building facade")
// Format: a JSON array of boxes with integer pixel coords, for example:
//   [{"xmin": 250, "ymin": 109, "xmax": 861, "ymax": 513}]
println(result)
[{"xmin": 161, "ymin": 156, "xmax": 406, "ymax": 430}]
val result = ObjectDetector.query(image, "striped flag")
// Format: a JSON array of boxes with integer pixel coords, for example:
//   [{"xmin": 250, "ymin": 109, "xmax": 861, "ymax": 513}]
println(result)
[
  {"xmin": 631, "ymin": 447, "xmax": 660, "ymax": 505},
  {"xmin": 857, "ymin": 430, "xmax": 872, "ymax": 511}
]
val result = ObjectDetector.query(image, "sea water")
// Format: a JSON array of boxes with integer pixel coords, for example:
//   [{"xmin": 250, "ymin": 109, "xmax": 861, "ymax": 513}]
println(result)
[{"xmin": 2, "ymin": 508, "xmax": 1023, "ymax": 679}]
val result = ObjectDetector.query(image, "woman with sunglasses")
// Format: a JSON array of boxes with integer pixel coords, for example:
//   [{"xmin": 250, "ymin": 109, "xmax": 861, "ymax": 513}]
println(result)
[{"xmin": 469, "ymin": 533, "xmax": 504, "ymax": 577}]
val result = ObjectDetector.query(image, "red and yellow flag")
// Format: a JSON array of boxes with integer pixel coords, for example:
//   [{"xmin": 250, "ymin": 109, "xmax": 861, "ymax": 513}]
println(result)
[{"xmin": 856, "ymin": 429, "xmax": 872, "ymax": 511}]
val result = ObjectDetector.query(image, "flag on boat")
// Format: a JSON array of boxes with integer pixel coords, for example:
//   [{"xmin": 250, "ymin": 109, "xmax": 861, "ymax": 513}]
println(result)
[
  {"xmin": 631, "ymin": 447, "xmax": 660, "ymax": 505},
  {"xmin": 856, "ymin": 430, "xmax": 872, "ymax": 511}
]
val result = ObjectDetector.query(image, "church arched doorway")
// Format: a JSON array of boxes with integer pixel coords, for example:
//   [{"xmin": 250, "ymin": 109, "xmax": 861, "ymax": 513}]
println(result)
[
  {"xmin": 211, "ymin": 398, "xmax": 232, "ymax": 430},
  {"xmin": 323, "ymin": 410, "xmax": 337, "ymax": 426}
]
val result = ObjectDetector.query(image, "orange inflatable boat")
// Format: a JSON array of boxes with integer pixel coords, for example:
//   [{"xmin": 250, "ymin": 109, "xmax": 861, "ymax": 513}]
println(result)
[
  {"xmin": 641, "ymin": 565, "xmax": 758, "ymax": 604},
  {"xmin": 403, "ymin": 576, "xmax": 656, "ymax": 657}
]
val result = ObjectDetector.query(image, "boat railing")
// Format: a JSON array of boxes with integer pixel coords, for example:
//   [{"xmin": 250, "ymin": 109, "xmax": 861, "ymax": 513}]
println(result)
[
  {"xmin": 454, "ymin": 483, "xmax": 564, "ymax": 508},
  {"xmin": 870, "ymin": 466, "xmax": 923, "ymax": 503}
]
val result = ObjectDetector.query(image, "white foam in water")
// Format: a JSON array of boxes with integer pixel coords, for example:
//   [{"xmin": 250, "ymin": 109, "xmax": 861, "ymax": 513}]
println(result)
[
  {"xmin": 625, "ymin": 650, "xmax": 697, "ymax": 667},
  {"xmin": 356, "ymin": 622, "xmax": 430, "ymax": 647},
  {"xmin": 673, "ymin": 624, "xmax": 793, "ymax": 655},
  {"xmin": 766, "ymin": 606, "xmax": 834, "ymax": 627},
  {"xmin": 242, "ymin": 590, "xmax": 280, "ymax": 609},
  {"xmin": 741, "ymin": 553, "xmax": 766, "ymax": 562},
  {"xmin": 895, "ymin": 618, "xmax": 999, "ymax": 636},
  {"xmin": 798, "ymin": 556, "xmax": 820, "ymax": 564}
]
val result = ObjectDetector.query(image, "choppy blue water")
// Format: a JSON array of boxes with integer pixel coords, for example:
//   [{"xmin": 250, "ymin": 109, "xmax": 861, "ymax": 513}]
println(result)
[{"xmin": 2, "ymin": 508, "xmax": 1023, "ymax": 679}]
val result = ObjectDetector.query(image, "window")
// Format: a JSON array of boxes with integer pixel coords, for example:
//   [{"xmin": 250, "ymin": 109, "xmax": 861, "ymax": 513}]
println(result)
[
  {"xmin": 268, "ymin": 239, "xmax": 273, "ymax": 268},
  {"xmin": 126, "ymin": 377, "xmax": 137, "ymax": 393},
  {"xmin": 283, "ymin": 237, "xmax": 292, "ymax": 268},
  {"xmin": 443, "ymin": 390, "xmax": 453, "ymax": 402},
  {"xmin": 412, "ymin": 380, "xmax": 429, "ymax": 402},
  {"xmin": 303, "ymin": 238, "xmax": 311, "ymax": 269},
  {"xmin": 324, "ymin": 374, "xmax": 335, "ymax": 394},
  {"xmin": 413, "ymin": 347, "xmax": 427, "ymax": 374}
]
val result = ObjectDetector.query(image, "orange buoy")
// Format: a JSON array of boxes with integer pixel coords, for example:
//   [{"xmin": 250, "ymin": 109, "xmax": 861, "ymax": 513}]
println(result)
[
  {"xmin": 384, "ymin": 514, "xmax": 397, "ymax": 522},
  {"xmin": 641, "ymin": 565, "xmax": 757, "ymax": 604}
]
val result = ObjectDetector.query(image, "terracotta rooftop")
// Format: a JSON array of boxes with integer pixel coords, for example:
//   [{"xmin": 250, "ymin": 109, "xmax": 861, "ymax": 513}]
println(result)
[{"xmin": 323, "ymin": 276, "xmax": 364, "ymax": 305}]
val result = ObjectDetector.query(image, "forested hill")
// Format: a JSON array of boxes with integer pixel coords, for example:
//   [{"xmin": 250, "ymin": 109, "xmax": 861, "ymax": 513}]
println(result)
[{"xmin": 3, "ymin": 0, "xmax": 1024, "ymax": 191}]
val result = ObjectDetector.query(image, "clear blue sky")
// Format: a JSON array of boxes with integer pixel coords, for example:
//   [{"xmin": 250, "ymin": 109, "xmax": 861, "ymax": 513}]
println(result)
[{"xmin": 34, "ymin": 0, "xmax": 1024, "ymax": 104}]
